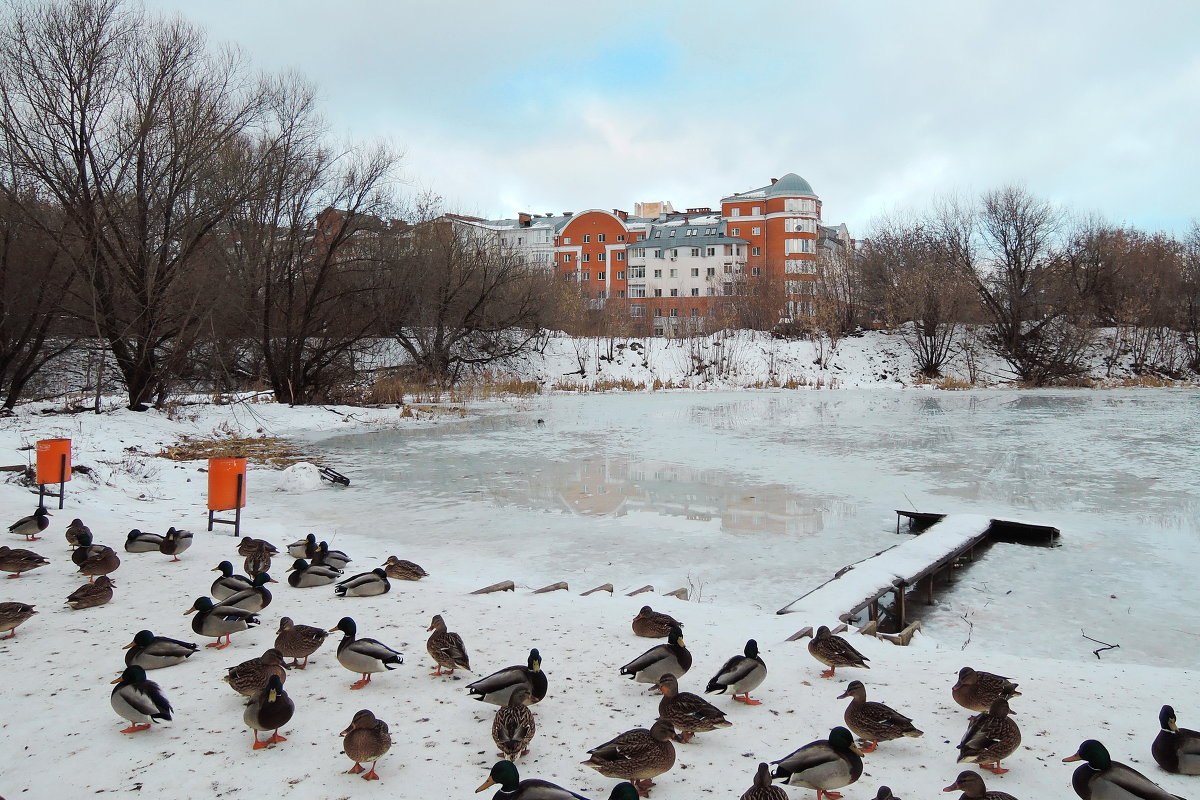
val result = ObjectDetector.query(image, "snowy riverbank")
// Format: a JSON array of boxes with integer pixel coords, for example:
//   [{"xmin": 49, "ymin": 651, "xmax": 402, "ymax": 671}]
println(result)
[{"xmin": 0, "ymin": 398, "xmax": 1196, "ymax": 799}]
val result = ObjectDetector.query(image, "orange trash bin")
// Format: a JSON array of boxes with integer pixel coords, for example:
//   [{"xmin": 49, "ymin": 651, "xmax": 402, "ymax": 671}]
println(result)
[
  {"xmin": 208, "ymin": 457, "xmax": 247, "ymax": 511},
  {"xmin": 36, "ymin": 438, "xmax": 71, "ymax": 509}
]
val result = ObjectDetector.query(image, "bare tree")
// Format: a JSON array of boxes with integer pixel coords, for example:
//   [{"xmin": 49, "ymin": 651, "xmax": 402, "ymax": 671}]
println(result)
[
  {"xmin": 1179, "ymin": 222, "xmax": 1200, "ymax": 373},
  {"xmin": 220, "ymin": 77, "xmax": 401, "ymax": 404},
  {"xmin": 382, "ymin": 214, "xmax": 555, "ymax": 386},
  {"xmin": 0, "ymin": 0, "xmax": 271, "ymax": 408},
  {"xmin": 936, "ymin": 187, "xmax": 1094, "ymax": 384}
]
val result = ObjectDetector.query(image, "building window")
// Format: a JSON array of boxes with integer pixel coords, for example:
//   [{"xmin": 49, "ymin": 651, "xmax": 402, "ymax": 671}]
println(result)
[
  {"xmin": 730, "ymin": 207, "xmax": 741, "ymax": 217},
  {"xmin": 654, "ymin": 327, "xmax": 664, "ymax": 336},
  {"xmin": 752, "ymin": 226, "xmax": 761, "ymax": 236},
  {"xmin": 597, "ymin": 233, "xmax": 605, "ymax": 242},
  {"xmin": 630, "ymin": 267, "xmax": 645, "ymax": 278},
  {"xmin": 707, "ymin": 287, "xmax": 716, "ymax": 296},
  {"xmin": 752, "ymin": 266, "xmax": 761, "ymax": 276},
  {"xmin": 583, "ymin": 234, "xmax": 591, "ymax": 243},
  {"xmin": 690, "ymin": 308, "xmax": 700, "ymax": 317},
  {"xmin": 690, "ymin": 268, "xmax": 699, "ymax": 277},
  {"xmin": 597, "ymin": 253, "xmax": 606, "ymax": 262},
  {"xmin": 670, "ymin": 308, "xmax": 678, "ymax": 316},
  {"xmin": 654, "ymin": 269, "xmax": 662, "ymax": 278},
  {"xmin": 785, "ymin": 259, "xmax": 815, "ymax": 274},
  {"xmin": 630, "ymin": 304, "xmax": 646, "ymax": 317},
  {"xmin": 581, "ymin": 272, "xmax": 590, "ymax": 281},
  {"xmin": 582, "ymin": 253, "xmax": 590, "ymax": 262},
  {"xmin": 669, "ymin": 249, "xmax": 677, "ymax": 258},
  {"xmin": 616, "ymin": 271, "xmax": 625, "ymax": 280},
  {"xmin": 563, "ymin": 254, "xmax": 572, "ymax": 263},
  {"xmin": 654, "ymin": 288, "xmax": 663, "ymax": 297},
  {"xmin": 617, "ymin": 234, "xmax": 625, "ymax": 242},
  {"xmin": 669, "ymin": 269, "xmax": 678, "ymax": 278},
  {"xmin": 731, "ymin": 227, "xmax": 740, "ymax": 237},
  {"xmin": 655, "ymin": 250, "xmax": 664, "ymax": 259},
  {"xmin": 707, "ymin": 267, "xmax": 716, "ymax": 277},
  {"xmin": 690, "ymin": 248, "xmax": 700, "ymax": 257},
  {"xmin": 597, "ymin": 271, "xmax": 606, "ymax": 280},
  {"xmin": 630, "ymin": 285, "xmax": 647, "ymax": 298},
  {"xmin": 706, "ymin": 247, "xmax": 715, "ymax": 256},
  {"xmin": 723, "ymin": 283, "xmax": 733, "ymax": 296},
  {"xmin": 616, "ymin": 252, "xmax": 624, "ymax": 261},
  {"xmin": 563, "ymin": 237, "xmax": 571, "ymax": 244},
  {"xmin": 668, "ymin": 230, "xmax": 676, "ymax": 237},
  {"xmin": 784, "ymin": 198, "xmax": 817, "ymax": 214},
  {"xmin": 752, "ymin": 247, "xmax": 761, "ymax": 256},
  {"xmin": 597, "ymin": 289, "xmax": 606, "ymax": 299},
  {"xmin": 654, "ymin": 308, "xmax": 663, "ymax": 317},
  {"xmin": 690, "ymin": 287, "xmax": 700, "ymax": 296},
  {"xmin": 616, "ymin": 289, "xmax": 625, "ymax": 298},
  {"xmin": 653, "ymin": 231, "xmax": 662, "ymax": 238},
  {"xmin": 637, "ymin": 233, "xmax": 644, "ymax": 241},
  {"xmin": 751, "ymin": 206, "xmax": 761, "ymax": 216},
  {"xmin": 670, "ymin": 288, "xmax": 679, "ymax": 297},
  {"xmin": 800, "ymin": 238, "xmax": 815, "ymax": 253},
  {"xmin": 724, "ymin": 264, "xmax": 733, "ymax": 274}
]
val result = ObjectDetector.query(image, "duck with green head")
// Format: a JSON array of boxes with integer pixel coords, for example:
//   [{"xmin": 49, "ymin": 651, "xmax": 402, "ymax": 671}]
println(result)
[
  {"xmin": 475, "ymin": 760, "xmax": 613, "ymax": 800},
  {"xmin": 1153, "ymin": 705, "xmax": 1200, "ymax": 776},
  {"xmin": 770, "ymin": 726, "xmax": 863, "ymax": 800},
  {"xmin": 468, "ymin": 648, "xmax": 547, "ymax": 706},
  {"xmin": 620, "ymin": 627, "xmax": 691, "ymax": 684},
  {"xmin": 1064, "ymin": 739, "xmax": 1185, "ymax": 800}
]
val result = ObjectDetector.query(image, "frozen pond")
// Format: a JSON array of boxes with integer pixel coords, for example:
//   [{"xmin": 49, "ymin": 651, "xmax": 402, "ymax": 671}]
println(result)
[{"xmin": 304, "ymin": 389, "xmax": 1200, "ymax": 666}]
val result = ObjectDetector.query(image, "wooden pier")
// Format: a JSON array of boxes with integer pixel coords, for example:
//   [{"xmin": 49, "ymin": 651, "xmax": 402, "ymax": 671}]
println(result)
[{"xmin": 777, "ymin": 513, "xmax": 1059, "ymax": 632}]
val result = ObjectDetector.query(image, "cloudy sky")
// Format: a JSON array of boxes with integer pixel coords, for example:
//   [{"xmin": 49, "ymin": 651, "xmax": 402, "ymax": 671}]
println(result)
[{"xmin": 143, "ymin": 0, "xmax": 1199, "ymax": 234}]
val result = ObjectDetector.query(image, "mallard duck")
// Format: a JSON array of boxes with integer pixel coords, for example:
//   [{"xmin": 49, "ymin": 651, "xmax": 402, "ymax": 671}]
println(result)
[
  {"xmin": 953, "ymin": 667, "xmax": 1020, "ymax": 713},
  {"xmin": 211, "ymin": 560, "xmax": 255, "ymax": 599},
  {"xmin": 383, "ymin": 555, "xmax": 427, "ymax": 580},
  {"xmin": 184, "ymin": 596, "xmax": 260, "ymax": 648},
  {"xmin": 287, "ymin": 558, "xmax": 341, "ymax": 587},
  {"xmin": 329, "ymin": 617, "xmax": 404, "ymax": 689},
  {"xmin": 8, "ymin": 506, "xmax": 50, "ymax": 541},
  {"xmin": 493, "ymin": 685, "xmax": 537, "ymax": 760},
  {"xmin": 224, "ymin": 648, "xmax": 288, "ymax": 696},
  {"xmin": 123, "ymin": 629, "xmax": 198, "ymax": 669},
  {"xmin": 287, "ymin": 533, "xmax": 318, "ymax": 559},
  {"xmin": 771, "ymin": 726, "xmax": 864, "ymax": 800},
  {"xmin": 70, "ymin": 531, "xmax": 105, "ymax": 566},
  {"xmin": 335, "ymin": 568, "xmax": 390, "ymax": 597},
  {"xmin": 0, "ymin": 545, "xmax": 50, "ymax": 577},
  {"xmin": 0, "ymin": 601, "xmax": 36, "ymax": 638},
  {"xmin": 159, "ymin": 527, "xmax": 192, "ymax": 561},
  {"xmin": 110, "ymin": 665, "xmax": 172, "ymax": 733},
  {"xmin": 476, "ymin": 760, "xmax": 598, "ymax": 800},
  {"xmin": 65, "ymin": 518, "xmax": 91, "ymax": 549},
  {"xmin": 244, "ymin": 547, "xmax": 272, "ymax": 578},
  {"xmin": 582, "ymin": 717, "xmax": 677, "ymax": 797},
  {"xmin": 706, "ymin": 639, "xmax": 767, "ymax": 705},
  {"xmin": 77, "ymin": 543, "xmax": 121, "ymax": 582},
  {"xmin": 275, "ymin": 616, "xmax": 328, "ymax": 669},
  {"xmin": 741, "ymin": 762, "xmax": 789, "ymax": 800},
  {"xmin": 244, "ymin": 674, "xmax": 294, "ymax": 749},
  {"xmin": 943, "ymin": 770, "xmax": 1017, "ymax": 799},
  {"xmin": 238, "ymin": 537, "xmax": 279, "ymax": 557},
  {"xmin": 427, "ymin": 614, "xmax": 470, "ymax": 675},
  {"xmin": 1152, "ymin": 705, "xmax": 1200, "ymax": 775},
  {"xmin": 66, "ymin": 575, "xmax": 115, "ymax": 608},
  {"xmin": 957, "ymin": 698, "xmax": 1020, "ymax": 774},
  {"xmin": 341, "ymin": 709, "xmax": 392, "ymax": 780},
  {"xmin": 632, "ymin": 605, "xmax": 683, "ymax": 638},
  {"xmin": 654, "ymin": 672, "xmax": 731, "ymax": 743},
  {"xmin": 222, "ymin": 572, "xmax": 276, "ymax": 612},
  {"xmin": 125, "ymin": 528, "xmax": 164, "ymax": 553},
  {"xmin": 1064, "ymin": 739, "xmax": 1185, "ymax": 799},
  {"xmin": 808, "ymin": 626, "xmax": 869, "ymax": 679},
  {"xmin": 468, "ymin": 649, "xmax": 548, "ymax": 706},
  {"xmin": 838, "ymin": 680, "xmax": 922, "ymax": 752},
  {"xmin": 314, "ymin": 541, "xmax": 351, "ymax": 570},
  {"xmin": 621, "ymin": 626, "xmax": 691, "ymax": 684}
]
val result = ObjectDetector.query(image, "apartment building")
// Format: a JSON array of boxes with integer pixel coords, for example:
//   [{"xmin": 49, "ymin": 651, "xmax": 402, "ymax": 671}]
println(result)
[{"xmin": 452, "ymin": 172, "xmax": 852, "ymax": 335}]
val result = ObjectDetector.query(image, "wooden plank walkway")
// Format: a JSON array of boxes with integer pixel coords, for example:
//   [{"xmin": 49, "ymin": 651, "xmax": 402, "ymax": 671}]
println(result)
[{"xmin": 776, "ymin": 513, "xmax": 1060, "ymax": 631}]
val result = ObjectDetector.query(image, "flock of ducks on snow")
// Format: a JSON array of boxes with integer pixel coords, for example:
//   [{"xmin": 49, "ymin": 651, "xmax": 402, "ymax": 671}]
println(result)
[{"xmin": 3, "ymin": 505, "xmax": 1199, "ymax": 798}]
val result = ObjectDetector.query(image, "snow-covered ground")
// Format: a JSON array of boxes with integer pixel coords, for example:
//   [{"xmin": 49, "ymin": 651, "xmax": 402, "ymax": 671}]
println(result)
[{"xmin": 0, "ymin": 390, "xmax": 1197, "ymax": 800}]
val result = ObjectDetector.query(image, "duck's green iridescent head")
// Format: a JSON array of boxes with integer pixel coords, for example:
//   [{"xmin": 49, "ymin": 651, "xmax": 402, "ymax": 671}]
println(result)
[
  {"xmin": 608, "ymin": 782, "xmax": 639, "ymax": 800},
  {"xmin": 745, "ymin": 639, "xmax": 759, "ymax": 658},
  {"xmin": 129, "ymin": 629, "xmax": 156, "ymax": 647},
  {"xmin": 114, "ymin": 664, "xmax": 147, "ymax": 685},
  {"xmin": 476, "ymin": 760, "xmax": 520, "ymax": 793},
  {"xmin": 212, "ymin": 560, "xmax": 235, "ymax": 576},
  {"xmin": 1160, "ymin": 705, "xmax": 1177, "ymax": 732},
  {"xmin": 829, "ymin": 726, "xmax": 858, "ymax": 752},
  {"xmin": 1065, "ymin": 739, "xmax": 1111, "ymax": 769},
  {"xmin": 668, "ymin": 626, "xmax": 685, "ymax": 647},
  {"xmin": 289, "ymin": 559, "xmax": 309, "ymax": 571}
]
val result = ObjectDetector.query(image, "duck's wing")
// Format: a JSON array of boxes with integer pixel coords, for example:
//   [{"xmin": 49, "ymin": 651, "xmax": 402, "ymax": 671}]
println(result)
[
  {"xmin": 587, "ymin": 729, "xmax": 649, "ymax": 761},
  {"xmin": 352, "ymin": 636, "xmax": 404, "ymax": 660},
  {"xmin": 621, "ymin": 644, "xmax": 669, "ymax": 674},
  {"xmin": 771, "ymin": 741, "xmax": 836, "ymax": 777},
  {"xmin": 468, "ymin": 665, "xmax": 528, "ymax": 694},
  {"xmin": 1104, "ymin": 761, "xmax": 1186, "ymax": 799},
  {"xmin": 708, "ymin": 654, "xmax": 754, "ymax": 690}
]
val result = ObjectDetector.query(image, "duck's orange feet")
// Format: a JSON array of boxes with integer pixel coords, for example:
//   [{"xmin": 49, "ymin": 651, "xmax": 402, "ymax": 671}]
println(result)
[
  {"xmin": 982, "ymin": 763, "xmax": 1009, "ymax": 774},
  {"xmin": 674, "ymin": 731, "xmax": 694, "ymax": 744},
  {"xmin": 361, "ymin": 766, "xmax": 380, "ymax": 781},
  {"xmin": 170, "ymin": 556, "xmax": 181, "ymax": 562},
  {"xmin": 267, "ymin": 732, "xmax": 286, "ymax": 744},
  {"xmin": 734, "ymin": 693, "xmax": 763, "ymax": 705},
  {"xmin": 120, "ymin": 723, "xmax": 151, "ymax": 733},
  {"xmin": 350, "ymin": 676, "xmax": 371, "ymax": 690},
  {"xmin": 347, "ymin": 763, "xmax": 364, "ymax": 774},
  {"xmin": 6, "ymin": 573, "xmax": 22, "ymax": 579},
  {"xmin": 252, "ymin": 739, "xmax": 270, "ymax": 749},
  {"xmin": 859, "ymin": 740, "xmax": 878, "ymax": 754},
  {"xmin": 819, "ymin": 792, "xmax": 844, "ymax": 800},
  {"xmin": 25, "ymin": 534, "xmax": 40, "ymax": 541},
  {"xmin": 0, "ymin": 629, "xmax": 14, "ymax": 639},
  {"xmin": 428, "ymin": 667, "xmax": 444, "ymax": 676},
  {"xmin": 820, "ymin": 668, "xmax": 836, "ymax": 678}
]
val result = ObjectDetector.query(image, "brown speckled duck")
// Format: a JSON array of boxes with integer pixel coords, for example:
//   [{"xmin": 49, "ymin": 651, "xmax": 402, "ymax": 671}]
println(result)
[
  {"xmin": 77, "ymin": 543, "xmax": 121, "ymax": 582},
  {"xmin": 0, "ymin": 545, "xmax": 50, "ymax": 578},
  {"xmin": 341, "ymin": 709, "xmax": 392, "ymax": 780},
  {"xmin": 632, "ymin": 605, "xmax": 683, "ymax": 638},
  {"xmin": 492, "ymin": 685, "xmax": 536, "ymax": 760},
  {"xmin": 943, "ymin": 770, "xmax": 1018, "ymax": 799},
  {"xmin": 224, "ymin": 648, "xmax": 288, "ymax": 696},
  {"xmin": 65, "ymin": 518, "xmax": 91, "ymax": 549},
  {"xmin": 953, "ymin": 667, "xmax": 1020, "ymax": 713},
  {"xmin": 67, "ymin": 575, "xmax": 115, "ymax": 608},
  {"xmin": 581, "ymin": 717, "xmax": 676, "ymax": 797},
  {"xmin": 808, "ymin": 626, "xmax": 870, "ymax": 679},
  {"xmin": 654, "ymin": 672, "xmax": 731, "ymax": 743},
  {"xmin": 0, "ymin": 601, "xmax": 36, "ymax": 637},
  {"xmin": 740, "ymin": 762, "xmax": 789, "ymax": 800},
  {"xmin": 383, "ymin": 555, "xmax": 427, "ymax": 580},
  {"xmin": 1152, "ymin": 704, "xmax": 1200, "ymax": 775},
  {"xmin": 427, "ymin": 614, "xmax": 470, "ymax": 675},
  {"xmin": 838, "ymin": 680, "xmax": 922, "ymax": 752},
  {"xmin": 956, "ymin": 698, "xmax": 1020, "ymax": 774},
  {"xmin": 274, "ymin": 617, "xmax": 327, "ymax": 669}
]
